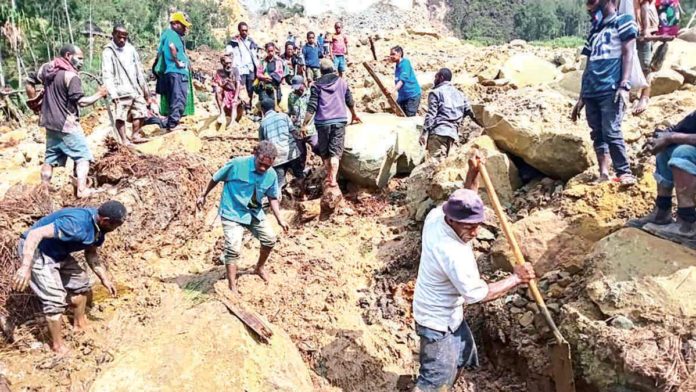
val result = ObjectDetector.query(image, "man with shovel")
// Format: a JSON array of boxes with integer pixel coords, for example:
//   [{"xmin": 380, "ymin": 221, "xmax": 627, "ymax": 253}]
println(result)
[{"xmin": 412, "ymin": 153, "xmax": 536, "ymax": 391}]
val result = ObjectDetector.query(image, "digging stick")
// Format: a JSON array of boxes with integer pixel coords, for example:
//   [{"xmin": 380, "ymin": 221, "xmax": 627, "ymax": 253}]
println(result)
[
  {"xmin": 362, "ymin": 62, "xmax": 406, "ymax": 117},
  {"xmin": 368, "ymin": 37, "xmax": 377, "ymax": 61},
  {"xmin": 476, "ymin": 161, "xmax": 576, "ymax": 392}
]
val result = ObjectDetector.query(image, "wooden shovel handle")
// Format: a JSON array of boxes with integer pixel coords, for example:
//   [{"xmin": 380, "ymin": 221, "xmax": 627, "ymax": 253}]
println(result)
[{"xmin": 477, "ymin": 160, "xmax": 567, "ymax": 345}]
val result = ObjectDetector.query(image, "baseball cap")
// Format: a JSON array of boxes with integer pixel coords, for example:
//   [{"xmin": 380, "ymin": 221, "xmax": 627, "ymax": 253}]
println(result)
[
  {"xmin": 171, "ymin": 12, "xmax": 192, "ymax": 28},
  {"xmin": 291, "ymin": 75, "xmax": 304, "ymax": 90},
  {"xmin": 442, "ymin": 189, "xmax": 485, "ymax": 224}
]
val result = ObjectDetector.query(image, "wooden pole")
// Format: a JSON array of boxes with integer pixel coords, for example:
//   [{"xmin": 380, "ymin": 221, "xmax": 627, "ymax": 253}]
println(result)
[
  {"xmin": 368, "ymin": 37, "xmax": 377, "ymax": 61},
  {"xmin": 63, "ymin": 0, "xmax": 74, "ymax": 45},
  {"xmin": 362, "ymin": 62, "xmax": 406, "ymax": 117}
]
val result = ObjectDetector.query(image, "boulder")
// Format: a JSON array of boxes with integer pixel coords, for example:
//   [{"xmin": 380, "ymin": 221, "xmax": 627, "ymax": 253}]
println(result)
[
  {"xmin": 649, "ymin": 69, "xmax": 685, "ymax": 96},
  {"xmin": 490, "ymin": 209, "xmax": 594, "ymax": 275},
  {"xmin": 136, "ymin": 131, "xmax": 203, "ymax": 157},
  {"xmin": 498, "ymin": 53, "xmax": 562, "ymax": 88},
  {"xmin": 585, "ymin": 228, "xmax": 696, "ymax": 325},
  {"xmin": 661, "ymin": 39, "xmax": 696, "ymax": 70},
  {"xmin": 471, "ymin": 89, "xmax": 594, "ymax": 180},
  {"xmin": 554, "ymin": 70, "xmax": 582, "ymax": 97},
  {"xmin": 340, "ymin": 113, "xmax": 424, "ymax": 188},
  {"xmin": 672, "ymin": 66, "xmax": 696, "ymax": 85},
  {"xmin": 90, "ymin": 300, "xmax": 313, "ymax": 392},
  {"xmin": 679, "ymin": 27, "xmax": 696, "ymax": 43},
  {"xmin": 509, "ymin": 39, "xmax": 527, "ymax": 47}
]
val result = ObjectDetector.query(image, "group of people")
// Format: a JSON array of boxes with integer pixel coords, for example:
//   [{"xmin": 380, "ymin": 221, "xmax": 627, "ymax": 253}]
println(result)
[{"xmin": 12, "ymin": 2, "xmax": 696, "ymax": 392}]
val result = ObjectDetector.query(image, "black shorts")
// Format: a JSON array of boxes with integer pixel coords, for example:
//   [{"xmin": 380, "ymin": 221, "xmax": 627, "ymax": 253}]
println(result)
[{"xmin": 316, "ymin": 123, "xmax": 347, "ymax": 159}]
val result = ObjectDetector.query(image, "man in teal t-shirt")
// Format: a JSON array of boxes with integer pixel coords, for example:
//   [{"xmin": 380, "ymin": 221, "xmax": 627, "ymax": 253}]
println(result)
[
  {"xmin": 196, "ymin": 141, "xmax": 289, "ymax": 294},
  {"xmin": 390, "ymin": 45, "xmax": 422, "ymax": 117},
  {"xmin": 157, "ymin": 12, "xmax": 191, "ymax": 130}
]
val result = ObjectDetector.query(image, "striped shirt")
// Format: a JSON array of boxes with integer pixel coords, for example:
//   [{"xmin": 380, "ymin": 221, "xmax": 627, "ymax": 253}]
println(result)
[
  {"xmin": 258, "ymin": 110, "xmax": 300, "ymax": 166},
  {"xmin": 581, "ymin": 13, "xmax": 638, "ymax": 98}
]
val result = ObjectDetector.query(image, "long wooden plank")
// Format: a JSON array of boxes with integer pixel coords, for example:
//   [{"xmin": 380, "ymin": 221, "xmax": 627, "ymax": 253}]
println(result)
[
  {"xmin": 362, "ymin": 62, "xmax": 406, "ymax": 117},
  {"xmin": 215, "ymin": 286, "xmax": 273, "ymax": 344}
]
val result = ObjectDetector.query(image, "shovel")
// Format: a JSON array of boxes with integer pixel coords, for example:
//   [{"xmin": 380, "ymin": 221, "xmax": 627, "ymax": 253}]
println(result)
[{"xmin": 476, "ymin": 160, "xmax": 576, "ymax": 392}]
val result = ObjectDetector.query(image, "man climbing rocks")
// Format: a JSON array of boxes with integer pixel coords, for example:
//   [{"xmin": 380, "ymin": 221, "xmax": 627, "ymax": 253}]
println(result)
[
  {"xmin": 102, "ymin": 24, "xmax": 153, "ymax": 144},
  {"xmin": 420, "ymin": 68, "xmax": 479, "ymax": 158},
  {"xmin": 301, "ymin": 59, "xmax": 361, "ymax": 189},
  {"xmin": 258, "ymin": 98, "xmax": 303, "ymax": 193},
  {"xmin": 302, "ymin": 32, "xmax": 323, "ymax": 83},
  {"xmin": 412, "ymin": 155, "xmax": 535, "ymax": 391},
  {"xmin": 389, "ymin": 46, "xmax": 421, "ymax": 117},
  {"xmin": 12, "ymin": 201, "xmax": 127, "ymax": 356},
  {"xmin": 24, "ymin": 44, "xmax": 107, "ymax": 199},
  {"xmin": 329, "ymin": 22, "xmax": 349, "ymax": 78},
  {"xmin": 196, "ymin": 141, "xmax": 289, "ymax": 293},
  {"xmin": 571, "ymin": 0, "xmax": 638, "ymax": 185},
  {"xmin": 629, "ymin": 110, "xmax": 696, "ymax": 240},
  {"xmin": 213, "ymin": 54, "xmax": 243, "ymax": 125},
  {"xmin": 156, "ymin": 11, "xmax": 192, "ymax": 131},
  {"xmin": 228, "ymin": 22, "xmax": 259, "ymax": 110},
  {"xmin": 256, "ymin": 43, "xmax": 284, "ymax": 105}
]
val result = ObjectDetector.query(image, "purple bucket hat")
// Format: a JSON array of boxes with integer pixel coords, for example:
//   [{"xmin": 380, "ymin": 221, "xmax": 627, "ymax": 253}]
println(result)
[{"xmin": 442, "ymin": 189, "xmax": 485, "ymax": 224}]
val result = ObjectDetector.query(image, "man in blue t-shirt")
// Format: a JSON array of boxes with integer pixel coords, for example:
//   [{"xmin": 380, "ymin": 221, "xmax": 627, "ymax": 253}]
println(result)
[
  {"xmin": 572, "ymin": 0, "xmax": 638, "ymax": 186},
  {"xmin": 196, "ymin": 141, "xmax": 289, "ymax": 294},
  {"xmin": 302, "ymin": 31, "xmax": 323, "ymax": 83},
  {"xmin": 12, "ymin": 201, "xmax": 127, "ymax": 356},
  {"xmin": 157, "ymin": 12, "xmax": 191, "ymax": 130},
  {"xmin": 390, "ymin": 46, "xmax": 422, "ymax": 117}
]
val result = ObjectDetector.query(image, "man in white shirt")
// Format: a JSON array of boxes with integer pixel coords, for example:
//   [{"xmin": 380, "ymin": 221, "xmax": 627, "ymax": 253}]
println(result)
[
  {"xmin": 227, "ymin": 22, "xmax": 259, "ymax": 110},
  {"xmin": 412, "ymin": 155, "xmax": 536, "ymax": 391}
]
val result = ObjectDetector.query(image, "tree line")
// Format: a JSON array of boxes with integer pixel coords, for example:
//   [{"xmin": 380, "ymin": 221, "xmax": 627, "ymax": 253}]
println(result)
[{"xmin": 0, "ymin": 0, "xmax": 230, "ymax": 89}]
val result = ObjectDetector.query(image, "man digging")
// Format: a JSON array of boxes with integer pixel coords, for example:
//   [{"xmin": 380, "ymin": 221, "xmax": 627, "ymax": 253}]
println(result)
[
  {"xmin": 196, "ymin": 141, "xmax": 289, "ymax": 293},
  {"xmin": 412, "ymin": 154, "xmax": 535, "ymax": 391},
  {"xmin": 12, "ymin": 201, "xmax": 127, "ymax": 356}
]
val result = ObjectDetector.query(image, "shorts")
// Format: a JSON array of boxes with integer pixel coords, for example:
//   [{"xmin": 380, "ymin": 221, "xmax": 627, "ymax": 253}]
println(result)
[
  {"xmin": 426, "ymin": 134, "xmax": 454, "ymax": 158},
  {"xmin": 113, "ymin": 95, "xmax": 149, "ymax": 122},
  {"xmin": 19, "ymin": 239, "xmax": 91, "ymax": 315},
  {"xmin": 316, "ymin": 123, "xmax": 347, "ymax": 159},
  {"xmin": 398, "ymin": 95, "xmax": 421, "ymax": 117},
  {"xmin": 654, "ymin": 144, "xmax": 696, "ymax": 189},
  {"xmin": 637, "ymin": 40, "xmax": 653, "ymax": 74},
  {"xmin": 416, "ymin": 321, "xmax": 479, "ymax": 391},
  {"xmin": 221, "ymin": 217, "xmax": 277, "ymax": 265},
  {"xmin": 307, "ymin": 67, "xmax": 321, "ymax": 82},
  {"xmin": 333, "ymin": 55, "xmax": 347, "ymax": 73},
  {"xmin": 45, "ymin": 129, "xmax": 94, "ymax": 167}
]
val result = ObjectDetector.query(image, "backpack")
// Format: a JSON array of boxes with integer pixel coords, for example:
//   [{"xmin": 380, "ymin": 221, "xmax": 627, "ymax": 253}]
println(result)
[{"xmin": 656, "ymin": 0, "xmax": 681, "ymax": 36}]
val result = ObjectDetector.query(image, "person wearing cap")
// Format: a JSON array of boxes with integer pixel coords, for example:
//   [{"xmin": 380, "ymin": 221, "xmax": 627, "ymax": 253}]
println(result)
[
  {"xmin": 301, "ymin": 58, "xmax": 361, "ymax": 190},
  {"xmin": 156, "ymin": 11, "xmax": 191, "ymax": 130},
  {"xmin": 258, "ymin": 98, "xmax": 303, "ymax": 194},
  {"xmin": 412, "ymin": 155, "xmax": 535, "ymax": 391},
  {"xmin": 288, "ymin": 75, "xmax": 319, "ymax": 197},
  {"xmin": 12, "ymin": 201, "xmax": 128, "ymax": 356}
]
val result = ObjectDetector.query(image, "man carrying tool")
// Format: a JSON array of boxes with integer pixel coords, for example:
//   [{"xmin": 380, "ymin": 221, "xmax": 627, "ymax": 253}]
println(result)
[
  {"xmin": 389, "ymin": 46, "xmax": 421, "ymax": 117},
  {"xmin": 102, "ymin": 23, "xmax": 153, "ymax": 144},
  {"xmin": 12, "ymin": 201, "xmax": 127, "ymax": 356},
  {"xmin": 25, "ymin": 44, "xmax": 108, "ymax": 198},
  {"xmin": 628, "ymin": 110, "xmax": 696, "ymax": 240},
  {"xmin": 196, "ymin": 141, "xmax": 289, "ymax": 294},
  {"xmin": 420, "ymin": 68, "xmax": 480, "ymax": 158},
  {"xmin": 301, "ymin": 59, "xmax": 361, "ymax": 190},
  {"xmin": 412, "ymin": 154, "xmax": 536, "ymax": 391}
]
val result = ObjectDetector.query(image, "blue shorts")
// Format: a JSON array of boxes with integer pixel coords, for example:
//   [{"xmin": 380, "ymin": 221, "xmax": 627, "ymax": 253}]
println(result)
[
  {"xmin": 45, "ymin": 129, "xmax": 93, "ymax": 167},
  {"xmin": 416, "ymin": 321, "xmax": 479, "ymax": 391},
  {"xmin": 333, "ymin": 55, "xmax": 347, "ymax": 73},
  {"xmin": 655, "ymin": 144, "xmax": 696, "ymax": 189}
]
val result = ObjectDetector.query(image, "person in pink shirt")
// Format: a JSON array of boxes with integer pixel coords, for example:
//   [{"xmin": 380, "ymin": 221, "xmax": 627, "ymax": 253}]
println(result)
[{"xmin": 329, "ymin": 22, "xmax": 348, "ymax": 78}]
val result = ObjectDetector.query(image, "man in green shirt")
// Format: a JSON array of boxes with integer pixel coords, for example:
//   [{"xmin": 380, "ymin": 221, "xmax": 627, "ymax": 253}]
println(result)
[{"xmin": 157, "ymin": 12, "xmax": 191, "ymax": 130}]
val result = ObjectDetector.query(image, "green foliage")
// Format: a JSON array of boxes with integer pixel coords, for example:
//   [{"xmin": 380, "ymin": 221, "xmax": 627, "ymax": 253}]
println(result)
[{"xmin": 530, "ymin": 36, "xmax": 586, "ymax": 48}]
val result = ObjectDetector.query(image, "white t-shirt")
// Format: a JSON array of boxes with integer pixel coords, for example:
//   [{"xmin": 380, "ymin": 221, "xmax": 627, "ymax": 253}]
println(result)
[{"xmin": 413, "ymin": 207, "xmax": 489, "ymax": 332}]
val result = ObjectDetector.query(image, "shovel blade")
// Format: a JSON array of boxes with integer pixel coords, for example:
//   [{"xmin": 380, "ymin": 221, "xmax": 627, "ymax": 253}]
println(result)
[{"xmin": 550, "ymin": 342, "xmax": 576, "ymax": 392}]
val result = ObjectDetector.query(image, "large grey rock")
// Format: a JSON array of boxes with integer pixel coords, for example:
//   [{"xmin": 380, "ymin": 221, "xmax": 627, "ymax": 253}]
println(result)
[
  {"xmin": 340, "ymin": 113, "xmax": 424, "ymax": 188},
  {"xmin": 649, "ymin": 69, "xmax": 685, "ymax": 96},
  {"xmin": 498, "ymin": 53, "xmax": 562, "ymax": 88}
]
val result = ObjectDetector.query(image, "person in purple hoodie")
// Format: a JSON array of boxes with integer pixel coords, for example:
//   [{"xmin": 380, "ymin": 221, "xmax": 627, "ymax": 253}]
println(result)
[{"xmin": 300, "ymin": 59, "xmax": 361, "ymax": 189}]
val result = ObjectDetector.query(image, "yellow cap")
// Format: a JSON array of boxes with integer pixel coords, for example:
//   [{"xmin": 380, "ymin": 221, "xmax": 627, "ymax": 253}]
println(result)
[{"xmin": 170, "ymin": 12, "xmax": 192, "ymax": 28}]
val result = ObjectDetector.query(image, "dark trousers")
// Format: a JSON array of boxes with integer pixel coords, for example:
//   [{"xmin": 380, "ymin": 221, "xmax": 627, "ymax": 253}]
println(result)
[
  {"xmin": 241, "ymin": 73, "xmax": 255, "ymax": 105},
  {"xmin": 164, "ymin": 72, "xmax": 188, "ymax": 129},
  {"xmin": 297, "ymin": 134, "xmax": 320, "ymax": 172},
  {"xmin": 398, "ymin": 95, "xmax": 421, "ymax": 117},
  {"xmin": 258, "ymin": 82, "xmax": 282, "ymax": 105},
  {"xmin": 584, "ymin": 94, "xmax": 631, "ymax": 176}
]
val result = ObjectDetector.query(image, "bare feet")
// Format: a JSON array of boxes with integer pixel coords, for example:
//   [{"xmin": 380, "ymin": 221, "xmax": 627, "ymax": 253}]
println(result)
[
  {"xmin": 76, "ymin": 188, "xmax": 99, "ymax": 199},
  {"xmin": 72, "ymin": 315, "xmax": 88, "ymax": 332},
  {"xmin": 254, "ymin": 267, "xmax": 269, "ymax": 283},
  {"xmin": 632, "ymin": 97, "xmax": 649, "ymax": 116},
  {"xmin": 50, "ymin": 342, "xmax": 70, "ymax": 357}
]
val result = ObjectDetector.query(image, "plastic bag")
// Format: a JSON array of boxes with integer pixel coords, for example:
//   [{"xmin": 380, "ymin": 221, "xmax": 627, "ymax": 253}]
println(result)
[{"xmin": 618, "ymin": 0, "xmax": 649, "ymax": 90}]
